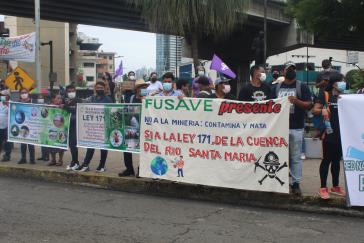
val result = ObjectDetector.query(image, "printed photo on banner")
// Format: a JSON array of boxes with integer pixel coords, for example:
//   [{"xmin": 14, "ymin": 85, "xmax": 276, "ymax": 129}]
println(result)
[
  {"xmin": 139, "ymin": 97, "xmax": 290, "ymax": 194},
  {"xmin": 77, "ymin": 103, "xmax": 141, "ymax": 153},
  {"xmin": 7, "ymin": 102, "xmax": 71, "ymax": 149}
]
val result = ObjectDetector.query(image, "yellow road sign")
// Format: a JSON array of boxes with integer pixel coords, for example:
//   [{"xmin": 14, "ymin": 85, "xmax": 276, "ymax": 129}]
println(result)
[{"xmin": 5, "ymin": 67, "xmax": 35, "ymax": 91}]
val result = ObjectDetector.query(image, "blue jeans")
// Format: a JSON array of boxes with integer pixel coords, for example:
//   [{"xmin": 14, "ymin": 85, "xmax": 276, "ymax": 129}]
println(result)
[
  {"xmin": 177, "ymin": 169, "xmax": 184, "ymax": 177},
  {"xmin": 289, "ymin": 129, "xmax": 304, "ymax": 184},
  {"xmin": 301, "ymin": 132, "xmax": 306, "ymax": 154}
]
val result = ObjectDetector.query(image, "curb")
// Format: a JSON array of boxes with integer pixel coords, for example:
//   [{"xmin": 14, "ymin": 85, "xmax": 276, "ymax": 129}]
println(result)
[{"xmin": 1, "ymin": 165, "xmax": 363, "ymax": 218}]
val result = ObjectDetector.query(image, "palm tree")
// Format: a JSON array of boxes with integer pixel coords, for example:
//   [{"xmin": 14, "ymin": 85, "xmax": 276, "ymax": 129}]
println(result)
[{"xmin": 128, "ymin": 0, "xmax": 249, "ymax": 76}]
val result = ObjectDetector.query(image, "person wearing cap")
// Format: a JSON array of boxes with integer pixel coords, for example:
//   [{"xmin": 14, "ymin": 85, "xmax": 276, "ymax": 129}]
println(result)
[
  {"xmin": 210, "ymin": 78, "xmax": 235, "ymax": 100},
  {"xmin": 158, "ymin": 72, "xmax": 182, "ymax": 97},
  {"xmin": 191, "ymin": 66, "xmax": 213, "ymax": 97},
  {"xmin": 0, "ymin": 89, "xmax": 12, "ymax": 162},
  {"xmin": 238, "ymin": 65, "xmax": 271, "ymax": 102},
  {"xmin": 119, "ymin": 79, "xmax": 149, "ymax": 177},
  {"xmin": 196, "ymin": 76, "xmax": 212, "ymax": 98},
  {"xmin": 272, "ymin": 61, "xmax": 312, "ymax": 195}
]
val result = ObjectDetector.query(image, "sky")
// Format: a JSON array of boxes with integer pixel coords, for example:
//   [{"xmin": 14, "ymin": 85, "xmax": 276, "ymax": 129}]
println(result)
[{"xmin": 0, "ymin": 15, "xmax": 156, "ymax": 72}]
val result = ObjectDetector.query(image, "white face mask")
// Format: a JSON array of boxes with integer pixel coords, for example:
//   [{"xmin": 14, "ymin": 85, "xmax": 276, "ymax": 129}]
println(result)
[
  {"xmin": 129, "ymin": 75, "xmax": 136, "ymax": 80},
  {"xmin": 259, "ymin": 73, "xmax": 267, "ymax": 82},
  {"xmin": 38, "ymin": 99, "xmax": 44, "ymax": 104},
  {"xmin": 0, "ymin": 96, "xmax": 6, "ymax": 102},
  {"xmin": 223, "ymin": 84, "xmax": 231, "ymax": 94},
  {"xmin": 198, "ymin": 71, "xmax": 205, "ymax": 77},
  {"xmin": 68, "ymin": 92, "xmax": 76, "ymax": 99},
  {"xmin": 21, "ymin": 93, "xmax": 28, "ymax": 100}
]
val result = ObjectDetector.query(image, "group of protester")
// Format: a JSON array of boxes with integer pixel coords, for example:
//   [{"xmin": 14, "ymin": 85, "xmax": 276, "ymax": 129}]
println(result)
[{"xmin": 0, "ymin": 59, "xmax": 356, "ymax": 198}]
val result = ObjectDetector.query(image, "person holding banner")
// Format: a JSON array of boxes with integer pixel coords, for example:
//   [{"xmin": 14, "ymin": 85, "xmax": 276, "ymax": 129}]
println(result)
[
  {"xmin": 272, "ymin": 62, "xmax": 312, "ymax": 195},
  {"xmin": 238, "ymin": 65, "xmax": 271, "ymax": 102},
  {"xmin": 48, "ymin": 93, "xmax": 65, "ymax": 166},
  {"xmin": 18, "ymin": 88, "xmax": 35, "ymax": 164},
  {"xmin": 312, "ymin": 75, "xmax": 347, "ymax": 199},
  {"xmin": 158, "ymin": 72, "xmax": 182, "ymax": 97},
  {"xmin": 119, "ymin": 79, "xmax": 149, "ymax": 177},
  {"xmin": 64, "ymin": 84, "xmax": 82, "ymax": 171},
  {"xmin": 76, "ymin": 81, "xmax": 113, "ymax": 172},
  {"xmin": 191, "ymin": 66, "xmax": 213, "ymax": 97},
  {"xmin": 196, "ymin": 76, "xmax": 213, "ymax": 98},
  {"xmin": 0, "ymin": 90, "xmax": 12, "ymax": 162}
]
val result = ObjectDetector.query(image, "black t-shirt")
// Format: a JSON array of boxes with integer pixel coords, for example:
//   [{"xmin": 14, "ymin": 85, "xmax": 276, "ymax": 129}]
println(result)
[
  {"xmin": 197, "ymin": 90, "xmax": 212, "ymax": 99},
  {"xmin": 273, "ymin": 81, "xmax": 312, "ymax": 129},
  {"xmin": 317, "ymin": 92, "xmax": 341, "ymax": 143},
  {"xmin": 209, "ymin": 93, "xmax": 236, "ymax": 100},
  {"xmin": 238, "ymin": 82, "xmax": 271, "ymax": 102}
]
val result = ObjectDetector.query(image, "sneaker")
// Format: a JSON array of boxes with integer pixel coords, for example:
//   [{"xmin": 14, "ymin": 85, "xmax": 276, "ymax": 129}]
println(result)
[
  {"xmin": 66, "ymin": 164, "xmax": 73, "ymax": 171},
  {"xmin": 96, "ymin": 167, "xmax": 106, "ymax": 173},
  {"xmin": 47, "ymin": 161, "xmax": 57, "ymax": 166},
  {"xmin": 71, "ymin": 163, "xmax": 80, "ymax": 171},
  {"xmin": 300, "ymin": 153, "xmax": 306, "ymax": 160},
  {"xmin": 291, "ymin": 183, "xmax": 302, "ymax": 196},
  {"xmin": 330, "ymin": 186, "xmax": 346, "ymax": 197},
  {"xmin": 37, "ymin": 157, "xmax": 44, "ymax": 161},
  {"xmin": 1, "ymin": 156, "xmax": 10, "ymax": 162},
  {"xmin": 319, "ymin": 187, "xmax": 330, "ymax": 199},
  {"xmin": 79, "ymin": 166, "xmax": 89, "ymax": 172},
  {"xmin": 17, "ymin": 159, "xmax": 27, "ymax": 164},
  {"xmin": 118, "ymin": 170, "xmax": 135, "ymax": 177}
]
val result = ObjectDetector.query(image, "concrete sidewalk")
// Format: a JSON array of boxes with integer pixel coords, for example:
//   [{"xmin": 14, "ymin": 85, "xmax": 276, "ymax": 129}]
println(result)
[{"xmin": 1, "ymin": 144, "xmax": 361, "ymax": 217}]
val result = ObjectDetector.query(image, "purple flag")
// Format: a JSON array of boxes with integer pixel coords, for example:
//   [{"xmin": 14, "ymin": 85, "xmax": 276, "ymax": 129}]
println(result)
[
  {"xmin": 114, "ymin": 59, "xmax": 123, "ymax": 78},
  {"xmin": 210, "ymin": 54, "xmax": 236, "ymax": 79}
]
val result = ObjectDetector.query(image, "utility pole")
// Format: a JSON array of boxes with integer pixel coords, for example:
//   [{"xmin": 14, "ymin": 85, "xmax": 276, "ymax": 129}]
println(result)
[
  {"xmin": 41, "ymin": 41, "xmax": 56, "ymax": 94},
  {"xmin": 263, "ymin": 0, "xmax": 267, "ymax": 68},
  {"xmin": 35, "ymin": 0, "xmax": 42, "ymax": 92}
]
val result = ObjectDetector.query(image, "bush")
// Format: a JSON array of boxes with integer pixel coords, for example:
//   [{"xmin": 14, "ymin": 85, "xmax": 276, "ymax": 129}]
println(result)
[{"xmin": 346, "ymin": 69, "xmax": 364, "ymax": 91}]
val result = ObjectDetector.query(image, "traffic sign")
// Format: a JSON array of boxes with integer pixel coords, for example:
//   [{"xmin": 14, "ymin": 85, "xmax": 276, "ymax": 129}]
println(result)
[{"xmin": 4, "ymin": 66, "xmax": 35, "ymax": 91}]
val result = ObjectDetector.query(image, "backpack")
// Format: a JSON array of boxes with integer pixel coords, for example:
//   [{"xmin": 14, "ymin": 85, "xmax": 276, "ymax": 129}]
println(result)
[{"xmin": 275, "ymin": 80, "xmax": 302, "ymax": 99}]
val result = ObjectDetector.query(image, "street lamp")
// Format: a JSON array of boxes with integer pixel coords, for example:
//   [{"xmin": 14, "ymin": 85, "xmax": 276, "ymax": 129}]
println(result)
[{"xmin": 41, "ymin": 41, "xmax": 56, "ymax": 94}]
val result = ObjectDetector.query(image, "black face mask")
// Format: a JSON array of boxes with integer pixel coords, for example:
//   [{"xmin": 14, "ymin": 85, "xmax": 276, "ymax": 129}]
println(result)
[
  {"xmin": 273, "ymin": 74, "xmax": 279, "ymax": 79},
  {"xmin": 96, "ymin": 90, "xmax": 105, "ymax": 96},
  {"xmin": 285, "ymin": 69, "xmax": 296, "ymax": 80}
]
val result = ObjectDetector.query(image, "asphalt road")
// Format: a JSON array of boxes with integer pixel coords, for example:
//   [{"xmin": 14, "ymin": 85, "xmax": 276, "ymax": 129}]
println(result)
[{"xmin": 0, "ymin": 177, "xmax": 363, "ymax": 243}]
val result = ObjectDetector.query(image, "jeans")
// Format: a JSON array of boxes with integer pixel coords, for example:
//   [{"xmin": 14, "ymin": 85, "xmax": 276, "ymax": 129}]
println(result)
[
  {"xmin": 21, "ymin": 144, "xmax": 35, "ymax": 161},
  {"xmin": 289, "ymin": 129, "xmax": 304, "ymax": 184},
  {"xmin": 177, "ymin": 169, "xmax": 184, "ymax": 177},
  {"xmin": 83, "ymin": 149, "xmax": 108, "ymax": 168},
  {"xmin": 301, "ymin": 133, "xmax": 306, "ymax": 154},
  {"xmin": 123, "ymin": 152, "xmax": 134, "ymax": 173},
  {"xmin": 0, "ymin": 128, "xmax": 12, "ymax": 158}
]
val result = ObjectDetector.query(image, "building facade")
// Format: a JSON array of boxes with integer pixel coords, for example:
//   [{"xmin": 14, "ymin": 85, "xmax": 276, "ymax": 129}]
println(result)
[{"xmin": 156, "ymin": 34, "xmax": 183, "ymax": 76}]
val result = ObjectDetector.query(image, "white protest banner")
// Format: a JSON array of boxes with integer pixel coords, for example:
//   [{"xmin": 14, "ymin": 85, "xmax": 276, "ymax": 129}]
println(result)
[
  {"xmin": 338, "ymin": 94, "xmax": 364, "ymax": 206},
  {"xmin": 0, "ymin": 32, "xmax": 35, "ymax": 62},
  {"xmin": 139, "ymin": 97, "xmax": 290, "ymax": 193},
  {"xmin": 77, "ymin": 103, "xmax": 141, "ymax": 153}
]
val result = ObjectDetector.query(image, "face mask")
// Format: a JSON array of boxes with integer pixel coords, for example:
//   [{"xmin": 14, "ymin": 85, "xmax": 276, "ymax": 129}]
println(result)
[
  {"xmin": 151, "ymin": 77, "xmax": 157, "ymax": 82},
  {"xmin": 68, "ymin": 92, "xmax": 76, "ymax": 99},
  {"xmin": 163, "ymin": 83, "xmax": 172, "ymax": 91},
  {"xmin": 21, "ymin": 93, "xmax": 28, "ymax": 100},
  {"xmin": 259, "ymin": 73, "xmax": 267, "ymax": 82},
  {"xmin": 223, "ymin": 84, "xmax": 231, "ymax": 94},
  {"xmin": 198, "ymin": 71, "xmax": 205, "ymax": 77},
  {"xmin": 129, "ymin": 75, "xmax": 135, "ymax": 80},
  {"xmin": 96, "ymin": 90, "xmax": 105, "ymax": 96},
  {"xmin": 38, "ymin": 99, "xmax": 44, "ymax": 104},
  {"xmin": 336, "ymin": 81, "xmax": 346, "ymax": 92},
  {"xmin": 0, "ymin": 96, "xmax": 6, "ymax": 102},
  {"xmin": 273, "ymin": 74, "xmax": 279, "ymax": 79},
  {"xmin": 285, "ymin": 69, "xmax": 296, "ymax": 80},
  {"xmin": 140, "ymin": 88, "xmax": 148, "ymax": 97}
]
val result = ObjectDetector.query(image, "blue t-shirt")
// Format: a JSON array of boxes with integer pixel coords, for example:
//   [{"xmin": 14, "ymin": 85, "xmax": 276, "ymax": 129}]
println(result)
[
  {"xmin": 158, "ymin": 90, "xmax": 181, "ymax": 97},
  {"xmin": 273, "ymin": 81, "xmax": 312, "ymax": 129}
]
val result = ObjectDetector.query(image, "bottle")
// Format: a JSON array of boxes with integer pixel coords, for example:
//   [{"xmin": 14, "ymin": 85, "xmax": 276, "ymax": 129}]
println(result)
[{"xmin": 325, "ymin": 120, "xmax": 333, "ymax": 134}]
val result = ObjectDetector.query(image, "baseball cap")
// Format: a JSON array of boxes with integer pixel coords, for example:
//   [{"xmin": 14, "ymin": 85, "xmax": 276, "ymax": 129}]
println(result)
[
  {"xmin": 214, "ymin": 77, "xmax": 230, "ymax": 86},
  {"xmin": 284, "ymin": 61, "xmax": 296, "ymax": 70}
]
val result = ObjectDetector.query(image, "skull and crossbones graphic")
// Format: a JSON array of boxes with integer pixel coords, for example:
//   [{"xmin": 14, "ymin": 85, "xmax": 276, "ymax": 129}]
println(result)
[{"xmin": 254, "ymin": 151, "xmax": 287, "ymax": 186}]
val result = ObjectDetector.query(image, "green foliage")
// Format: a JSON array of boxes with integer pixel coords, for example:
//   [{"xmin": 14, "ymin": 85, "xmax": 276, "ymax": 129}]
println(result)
[
  {"xmin": 346, "ymin": 69, "xmax": 364, "ymax": 91},
  {"xmin": 287, "ymin": 0, "xmax": 364, "ymax": 39},
  {"xmin": 128, "ymin": 0, "xmax": 249, "ymax": 38}
]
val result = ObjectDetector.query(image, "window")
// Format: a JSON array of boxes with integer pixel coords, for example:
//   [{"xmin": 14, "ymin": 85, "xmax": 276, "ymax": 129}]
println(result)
[
  {"xmin": 97, "ymin": 73, "xmax": 103, "ymax": 78},
  {"xmin": 83, "ymin": 62, "xmax": 94, "ymax": 68},
  {"xmin": 103, "ymin": 56, "xmax": 107, "ymax": 59},
  {"xmin": 86, "ymin": 76, "xmax": 94, "ymax": 82},
  {"xmin": 109, "ymin": 56, "xmax": 113, "ymax": 60}
]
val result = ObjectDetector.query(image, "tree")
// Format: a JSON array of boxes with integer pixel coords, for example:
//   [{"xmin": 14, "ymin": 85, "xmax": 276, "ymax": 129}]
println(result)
[
  {"xmin": 346, "ymin": 69, "xmax": 364, "ymax": 91},
  {"xmin": 127, "ymin": 0, "xmax": 249, "ymax": 76},
  {"xmin": 287, "ymin": 0, "xmax": 364, "ymax": 40}
]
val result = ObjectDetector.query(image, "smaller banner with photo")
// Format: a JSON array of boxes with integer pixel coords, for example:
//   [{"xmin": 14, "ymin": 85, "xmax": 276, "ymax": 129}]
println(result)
[
  {"xmin": 8, "ymin": 102, "xmax": 71, "ymax": 149},
  {"xmin": 77, "ymin": 103, "xmax": 141, "ymax": 153}
]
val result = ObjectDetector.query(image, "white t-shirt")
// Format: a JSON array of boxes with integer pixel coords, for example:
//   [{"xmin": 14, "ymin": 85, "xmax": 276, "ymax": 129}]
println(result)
[
  {"xmin": 146, "ymin": 81, "xmax": 163, "ymax": 94},
  {"xmin": 0, "ymin": 102, "xmax": 9, "ymax": 129}
]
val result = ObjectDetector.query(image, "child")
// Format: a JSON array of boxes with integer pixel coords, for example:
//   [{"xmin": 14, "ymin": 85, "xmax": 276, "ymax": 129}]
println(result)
[{"xmin": 48, "ymin": 93, "xmax": 65, "ymax": 166}]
